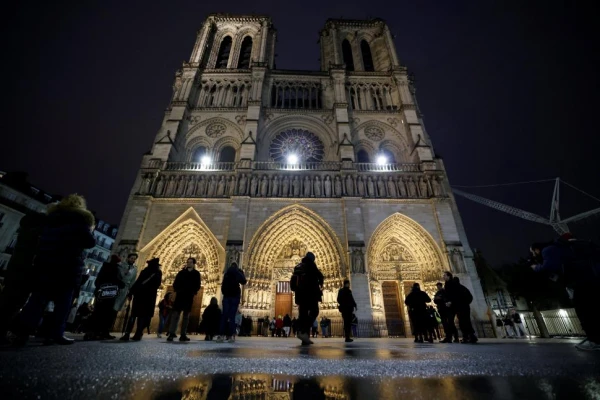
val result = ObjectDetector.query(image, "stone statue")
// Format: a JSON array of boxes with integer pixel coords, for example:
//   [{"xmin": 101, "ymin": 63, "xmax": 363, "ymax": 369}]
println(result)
[
  {"xmin": 407, "ymin": 177, "xmax": 417, "ymax": 197},
  {"xmin": 366, "ymin": 176, "xmax": 375, "ymax": 197},
  {"xmin": 345, "ymin": 174, "xmax": 354, "ymax": 196},
  {"xmin": 352, "ymin": 250, "xmax": 365, "ymax": 274},
  {"xmin": 324, "ymin": 175, "xmax": 332, "ymax": 197},
  {"xmin": 357, "ymin": 176, "xmax": 365, "ymax": 197},
  {"xmin": 216, "ymin": 176, "xmax": 226, "ymax": 196},
  {"xmin": 228, "ymin": 175, "xmax": 236, "ymax": 196},
  {"xmin": 260, "ymin": 175, "xmax": 268, "ymax": 197},
  {"xmin": 432, "ymin": 176, "xmax": 442, "ymax": 197},
  {"xmin": 314, "ymin": 176, "xmax": 322, "ymax": 197},
  {"xmin": 176, "ymin": 177, "xmax": 186, "ymax": 197},
  {"xmin": 371, "ymin": 283, "xmax": 382, "ymax": 309},
  {"xmin": 196, "ymin": 176, "xmax": 206, "ymax": 196},
  {"xmin": 250, "ymin": 175, "xmax": 258, "ymax": 196},
  {"xmin": 398, "ymin": 177, "xmax": 407, "ymax": 197},
  {"xmin": 334, "ymin": 175, "xmax": 342, "ymax": 197},
  {"xmin": 165, "ymin": 176, "xmax": 176, "ymax": 197},
  {"xmin": 303, "ymin": 176, "xmax": 311, "ymax": 197},
  {"xmin": 155, "ymin": 176, "xmax": 165, "ymax": 197},
  {"xmin": 207, "ymin": 176, "xmax": 216, "ymax": 197},
  {"xmin": 387, "ymin": 176, "xmax": 397, "ymax": 197},
  {"xmin": 377, "ymin": 177, "xmax": 386, "ymax": 198},
  {"xmin": 238, "ymin": 174, "xmax": 248, "ymax": 195},
  {"xmin": 283, "ymin": 176, "xmax": 290, "ymax": 197},
  {"xmin": 291, "ymin": 176, "xmax": 299, "ymax": 196},
  {"xmin": 451, "ymin": 249, "xmax": 465, "ymax": 273},
  {"xmin": 271, "ymin": 175, "xmax": 279, "ymax": 197},
  {"xmin": 140, "ymin": 174, "xmax": 152, "ymax": 195},
  {"xmin": 419, "ymin": 177, "xmax": 429, "ymax": 198},
  {"xmin": 185, "ymin": 176, "xmax": 196, "ymax": 197}
]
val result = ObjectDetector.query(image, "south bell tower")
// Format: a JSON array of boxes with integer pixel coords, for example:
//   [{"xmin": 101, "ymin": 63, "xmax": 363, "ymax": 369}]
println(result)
[{"xmin": 116, "ymin": 14, "xmax": 487, "ymax": 337}]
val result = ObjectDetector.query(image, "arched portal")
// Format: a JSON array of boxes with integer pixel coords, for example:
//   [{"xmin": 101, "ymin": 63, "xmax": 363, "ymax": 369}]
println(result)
[
  {"xmin": 242, "ymin": 205, "xmax": 347, "ymax": 317},
  {"xmin": 138, "ymin": 208, "xmax": 224, "ymax": 330},
  {"xmin": 367, "ymin": 213, "xmax": 448, "ymax": 332}
]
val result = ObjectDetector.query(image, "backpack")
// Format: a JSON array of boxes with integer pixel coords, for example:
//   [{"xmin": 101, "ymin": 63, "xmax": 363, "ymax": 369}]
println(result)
[
  {"xmin": 290, "ymin": 263, "xmax": 307, "ymax": 292},
  {"xmin": 459, "ymin": 284, "xmax": 473, "ymax": 305}
]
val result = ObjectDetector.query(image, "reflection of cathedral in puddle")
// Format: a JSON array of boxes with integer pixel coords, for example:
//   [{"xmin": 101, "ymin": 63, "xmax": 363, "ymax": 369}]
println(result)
[{"xmin": 175, "ymin": 375, "xmax": 350, "ymax": 399}]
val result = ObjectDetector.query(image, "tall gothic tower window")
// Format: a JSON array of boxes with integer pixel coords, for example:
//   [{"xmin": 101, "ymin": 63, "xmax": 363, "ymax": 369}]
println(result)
[
  {"xmin": 357, "ymin": 149, "xmax": 370, "ymax": 163},
  {"xmin": 238, "ymin": 36, "xmax": 253, "ymax": 69},
  {"xmin": 192, "ymin": 146, "xmax": 208, "ymax": 162},
  {"xmin": 361, "ymin": 40, "xmax": 374, "ymax": 72},
  {"xmin": 216, "ymin": 36, "xmax": 232, "ymax": 68},
  {"xmin": 342, "ymin": 39, "xmax": 354, "ymax": 71},
  {"xmin": 219, "ymin": 146, "xmax": 236, "ymax": 162}
]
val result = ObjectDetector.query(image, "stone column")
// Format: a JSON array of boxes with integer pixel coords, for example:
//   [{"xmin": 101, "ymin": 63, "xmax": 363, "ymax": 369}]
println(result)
[
  {"xmin": 384, "ymin": 26, "xmax": 399, "ymax": 67},
  {"xmin": 260, "ymin": 20, "xmax": 269, "ymax": 62},
  {"xmin": 190, "ymin": 21, "xmax": 211, "ymax": 63},
  {"xmin": 331, "ymin": 27, "xmax": 341, "ymax": 64}
]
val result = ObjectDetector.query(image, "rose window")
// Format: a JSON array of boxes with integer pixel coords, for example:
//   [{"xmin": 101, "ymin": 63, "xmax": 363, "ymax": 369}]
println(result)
[{"xmin": 269, "ymin": 129, "xmax": 325, "ymax": 162}]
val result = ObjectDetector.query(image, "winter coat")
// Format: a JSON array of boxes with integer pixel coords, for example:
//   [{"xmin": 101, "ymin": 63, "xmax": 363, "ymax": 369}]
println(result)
[
  {"xmin": 95, "ymin": 261, "xmax": 123, "ymax": 290},
  {"xmin": 172, "ymin": 268, "xmax": 201, "ymax": 312},
  {"xmin": 113, "ymin": 262, "xmax": 138, "ymax": 312},
  {"xmin": 129, "ymin": 265, "xmax": 162, "ymax": 318},
  {"xmin": 444, "ymin": 278, "xmax": 473, "ymax": 310},
  {"xmin": 293, "ymin": 257, "xmax": 324, "ymax": 305},
  {"xmin": 221, "ymin": 265, "xmax": 247, "ymax": 298},
  {"xmin": 283, "ymin": 315, "xmax": 292, "ymax": 327},
  {"xmin": 34, "ymin": 204, "xmax": 95, "ymax": 292},
  {"xmin": 200, "ymin": 303, "xmax": 221, "ymax": 334},
  {"xmin": 337, "ymin": 287, "xmax": 357, "ymax": 314},
  {"xmin": 3, "ymin": 212, "xmax": 46, "ymax": 286},
  {"xmin": 433, "ymin": 288, "xmax": 449, "ymax": 312},
  {"xmin": 404, "ymin": 289, "xmax": 431, "ymax": 313},
  {"xmin": 533, "ymin": 239, "xmax": 600, "ymax": 288}
]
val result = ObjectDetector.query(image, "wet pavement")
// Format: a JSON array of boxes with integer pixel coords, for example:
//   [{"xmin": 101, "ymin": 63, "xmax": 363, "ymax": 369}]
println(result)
[{"xmin": 1, "ymin": 336, "xmax": 599, "ymax": 399}]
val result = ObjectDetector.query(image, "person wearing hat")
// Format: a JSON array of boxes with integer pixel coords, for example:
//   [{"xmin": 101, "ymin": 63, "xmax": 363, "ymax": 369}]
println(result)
[
  {"xmin": 120, "ymin": 257, "xmax": 162, "ymax": 341},
  {"xmin": 291, "ymin": 252, "xmax": 324, "ymax": 345},
  {"xmin": 337, "ymin": 279, "xmax": 357, "ymax": 342}
]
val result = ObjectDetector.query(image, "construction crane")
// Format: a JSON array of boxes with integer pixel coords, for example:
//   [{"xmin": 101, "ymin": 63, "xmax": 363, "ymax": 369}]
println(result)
[{"xmin": 452, "ymin": 178, "xmax": 600, "ymax": 235}]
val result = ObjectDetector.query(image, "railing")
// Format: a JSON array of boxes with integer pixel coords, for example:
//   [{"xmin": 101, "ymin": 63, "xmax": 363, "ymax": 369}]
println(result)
[
  {"xmin": 355, "ymin": 163, "xmax": 421, "ymax": 172},
  {"xmin": 165, "ymin": 162, "xmax": 236, "ymax": 171},
  {"xmin": 252, "ymin": 161, "xmax": 342, "ymax": 171},
  {"xmin": 520, "ymin": 309, "xmax": 585, "ymax": 337}
]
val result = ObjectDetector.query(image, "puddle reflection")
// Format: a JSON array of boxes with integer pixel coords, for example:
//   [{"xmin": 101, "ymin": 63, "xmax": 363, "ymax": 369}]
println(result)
[{"xmin": 149, "ymin": 374, "xmax": 598, "ymax": 400}]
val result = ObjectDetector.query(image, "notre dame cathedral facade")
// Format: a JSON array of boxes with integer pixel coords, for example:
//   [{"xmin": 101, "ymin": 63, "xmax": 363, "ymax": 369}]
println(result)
[{"xmin": 115, "ymin": 14, "xmax": 488, "ymax": 334}]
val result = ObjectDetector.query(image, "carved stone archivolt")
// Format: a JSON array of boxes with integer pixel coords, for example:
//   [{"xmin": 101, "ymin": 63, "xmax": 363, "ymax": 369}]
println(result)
[{"xmin": 367, "ymin": 213, "xmax": 447, "ymax": 285}]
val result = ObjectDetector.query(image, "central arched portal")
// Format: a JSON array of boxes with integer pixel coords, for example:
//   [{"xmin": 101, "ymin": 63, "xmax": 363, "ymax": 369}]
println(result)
[{"xmin": 242, "ymin": 205, "xmax": 347, "ymax": 317}]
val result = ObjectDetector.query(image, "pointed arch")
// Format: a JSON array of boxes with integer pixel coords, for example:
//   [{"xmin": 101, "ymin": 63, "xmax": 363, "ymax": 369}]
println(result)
[
  {"xmin": 342, "ymin": 39, "xmax": 354, "ymax": 71},
  {"xmin": 237, "ymin": 36, "xmax": 253, "ymax": 69},
  {"xmin": 361, "ymin": 40, "xmax": 374, "ymax": 72},
  {"xmin": 367, "ymin": 213, "xmax": 447, "ymax": 285},
  {"xmin": 216, "ymin": 36, "xmax": 233, "ymax": 68}
]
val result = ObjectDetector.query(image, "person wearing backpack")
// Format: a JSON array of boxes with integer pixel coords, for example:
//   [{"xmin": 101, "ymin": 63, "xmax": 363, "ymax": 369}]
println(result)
[
  {"xmin": 290, "ymin": 252, "xmax": 324, "ymax": 345},
  {"xmin": 337, "ymin": 279, "xmax": 357, "ymax": 342},
  {"xmin": 444, "ymin": 272, "xmax": 477, "ymax": 344},
  {"xmin": 167, "ymin": 258, "xmax": 201, "ymax": 342},
  {"xmin": 216, "ymin": 262, "xmax": 246, "ymax": 343},
  {"xmin": 531, "ymin": 234, "xmax": 600, "ymax": 351}
]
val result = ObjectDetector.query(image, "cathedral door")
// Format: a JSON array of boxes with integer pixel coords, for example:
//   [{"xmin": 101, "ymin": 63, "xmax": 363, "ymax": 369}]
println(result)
[
  {"xmin": 188, "ymin": 288, "xmax": 204, "ymax": 334},
  {"xmin": 382, "ymin": 281, "xmax": 404, "ymax": 337},
  {"xmin": 275, "ymin": 281, "xmax": 292, "ymax": 318}
]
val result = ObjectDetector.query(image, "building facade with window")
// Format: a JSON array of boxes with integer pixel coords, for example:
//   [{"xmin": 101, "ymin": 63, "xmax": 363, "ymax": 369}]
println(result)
[
  {"xmin": 114, "ymin": 15, "xmax": 488, "ymax": 334},
  {"xmin": 0, "ymin": 171, "xmax": 58, "ymax": 283}
]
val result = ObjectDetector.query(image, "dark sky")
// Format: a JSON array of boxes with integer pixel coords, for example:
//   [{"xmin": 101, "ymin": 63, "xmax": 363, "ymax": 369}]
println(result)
[{"xmin": 2, "ymin": 1, "xmax": 599, "ymax": 266}]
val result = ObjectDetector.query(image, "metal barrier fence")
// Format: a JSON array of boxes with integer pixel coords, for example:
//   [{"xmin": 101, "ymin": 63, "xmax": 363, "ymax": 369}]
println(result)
[{"xmin": 520, "ymin": 308, "xmax": 584, "ymax": 337}]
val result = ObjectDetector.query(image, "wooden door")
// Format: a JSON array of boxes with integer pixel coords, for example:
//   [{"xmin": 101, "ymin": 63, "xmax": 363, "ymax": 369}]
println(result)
[
  {"xmin": 275, "ymin": 281, "xmax": 292, "ymax": 318},
  {"xmin": 188, "ymin": 288, "xmax": 204, "ymax": 334},
  {"xmin": 382, "ymin": 281, "xmax": 404, "ymax": 336}
]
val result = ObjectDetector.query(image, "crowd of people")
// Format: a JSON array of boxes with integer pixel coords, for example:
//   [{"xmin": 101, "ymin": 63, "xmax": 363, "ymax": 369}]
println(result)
[{"xmin": 0, "ymin": 194, "xmax": 597, "ymax": 351}]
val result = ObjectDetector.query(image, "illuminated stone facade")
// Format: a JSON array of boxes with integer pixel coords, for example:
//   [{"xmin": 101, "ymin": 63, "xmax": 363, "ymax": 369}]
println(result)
[{"xmin": 115, "ymin": 14, "xmax": 487, "ymax": 332}]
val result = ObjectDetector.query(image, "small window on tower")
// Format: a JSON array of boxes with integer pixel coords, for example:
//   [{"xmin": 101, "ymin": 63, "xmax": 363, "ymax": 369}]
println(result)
[
  {"xmin": 216, "ymin": 36, "xmax": 232, "ymax": 68},
  {"xmin": 238, "ymin": 36, "xmax": 253, "ymax": 69},
  {"xmin": 342, "ymin": 39, "xmax": 354, "ymax": 71},
  {"xmin": 361, "ymin": 40, "xmax": 374, "ymax": 72}
]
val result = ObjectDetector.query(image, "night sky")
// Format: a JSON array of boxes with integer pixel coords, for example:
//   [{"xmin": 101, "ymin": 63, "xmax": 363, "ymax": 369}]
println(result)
[{"xmin": 2, "ymin": 1, "xmax": 599, "ymax": 266}]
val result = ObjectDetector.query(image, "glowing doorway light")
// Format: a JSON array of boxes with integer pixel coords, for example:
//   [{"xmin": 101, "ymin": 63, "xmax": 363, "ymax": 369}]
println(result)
[
  {"xmin": 287, "ymin": 154, "xmax": 299, "ymax": 164},
  {"xmin": 376, "ymin": 154, "xmax": 388, "ymax": 165}
]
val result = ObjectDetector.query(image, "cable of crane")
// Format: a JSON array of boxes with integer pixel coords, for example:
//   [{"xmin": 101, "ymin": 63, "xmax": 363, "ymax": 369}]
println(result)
[
  {"xmin": 560, "ymin": 179, "xmax": 600, "ymax": 203},
  {"xmin": 452, "ymin": 178, "xmax": 555, "ymax": 189}
]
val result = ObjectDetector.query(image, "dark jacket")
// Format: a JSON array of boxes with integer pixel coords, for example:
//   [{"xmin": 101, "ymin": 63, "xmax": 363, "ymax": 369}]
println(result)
[
  {"xmin": 404, "ymin": 289, "xmax": 431, "ymax": 313},
  {"xmin": 444, "ymin": 278, "xmax": 473, "ymax": 309},
  {"xmin": 221, "ymin": 265, "xmax": 247, "ymax": 298},
  {"xmin": 3, "ymin": 212, "xmax": 46, "ymax": 285},
  {"xmin": 283, "ymin": 315, "xmax": 292, "ymax": 327},
  {"xmin": 35, "ymin": 205, "xmax": 95, "ymax": 291},
  {"xmin": 172, "ymin": 268, "xmax": 201, "ymax": 311},
  {"xmin": 433, "ymin": 288, "xmax": 448, "ymax": 312},
  {"xmin": 337, "ymin": 287, "xmax": 357, "ymax": 313},
  {"xmin": 533, "ymin": 239, "xmax": 600, "ymax": 287},
  {"xmin": 294, "ymin": 257, "xmax": 324, "ymax": 305},
  {"xmin": 129, "ymin": 265, "xmax": 162, "ymax": 318},
  {"xmin": 200, "ymin": 303, "xmax": 221, "ymax": 334},
  {"xmin": 95, "ymin": 261, "xmax": 123, "ymax": 290}
]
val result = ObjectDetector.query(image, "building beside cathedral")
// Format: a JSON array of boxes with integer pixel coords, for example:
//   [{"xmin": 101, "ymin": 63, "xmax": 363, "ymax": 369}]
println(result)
[{"xmin": 115, "ymin": 14, "xmax": 488, "ymax": 335}]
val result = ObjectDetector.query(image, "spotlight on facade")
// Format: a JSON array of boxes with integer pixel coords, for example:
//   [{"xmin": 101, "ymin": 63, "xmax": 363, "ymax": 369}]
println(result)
[
  {"xmin": 287, "ymin": 154, "xmax": 299, "ymax": 164},
  {"xmin": 376, "ymin": 155, "xmax": 388, "ymax": 165},
  {"xmin": 200, "ymin": 155, "xmax": 211, "ymax": 165}
]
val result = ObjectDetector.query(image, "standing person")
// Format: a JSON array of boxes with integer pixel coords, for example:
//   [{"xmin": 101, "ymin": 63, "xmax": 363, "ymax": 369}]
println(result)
[
  {"xmin": 216, "ymin": 262, "xmax": 247, "ymax": 343},
  {"xmin": 312, "ymin": 319, "xmax": 319, "ymax": 338},
  {"xmin": 84, "ymin": 255, "xmax": 123, "ymax": 340},
  {"xmin": 444, "ymin": 273, "xmax": 477, "ymax": 343},
  {"xmin": 426, "ymin": 305, "xmax": 441, "ymax": 340},
  {"xmin": 167, "ymin": 258, "xmax": 201, "ymax": 342},
  {"xmin": 283, "ymin": 314, "xmax": 292, "ymax": 337},
  {"xmin": 262, "ymin": 315, "xmax": 270, "ymax": 337},
  {"xmin": 503, "ymin": 315, "xmax": 515, "ymax": 338},
  {"xmin": 434, "ymin": 281, "xmax": 458, "ymax": 343},
  {"xmin": 530, "ymin": 235, "xmax": 600, "ymax": 351},
  {"xmin": 511, "ymin": 309, "xmax": 527, "ymax": 337},
  {"xmin": 0, "ymin": 211, "xmax": 46, "ymax": 343},
  {"xmin": 13, "ymin": 194, "xmax": 96, "ymax": 346},
  {"xmin": 404, "ymin": 283, "xmax": 432, "ymax": 343},
  {"xmin": 291, "ymin": 317, "xmax": 298, "ymax": 337},
  {"xmin": 156, "ymin": 292, "xmax": 173, "ymax": 338},
  {"xmin": 290, "ymin": 252, "xmax": 324, "ymax": 345},
  {"xmin": 337, "ymin": 279, "xmax": 357, "ymax": 343},
  {"xmin": 200, "ymin": 297, "xmax": 221, "ymax": 341},
  {"xmin": 113, "ymin": 253, "xmax": 138, "ymax": 330},
  {"xmin": 120, "ymin": 258, "xmax": 162, "ymax": 341},
  {"xmin": 275, "ymin": 315, "xmax": 284, "ymax": 337},
  {"xmin": 235, "ymin": 311, "xmax": 243, "ymax": 336},
  {"xmin": 495, "ymin": 316, "xmax": 505, "ymax": 338},
  {"xmin": 269, "ymin": 317, "xmax": 276, "ymax": 337}
]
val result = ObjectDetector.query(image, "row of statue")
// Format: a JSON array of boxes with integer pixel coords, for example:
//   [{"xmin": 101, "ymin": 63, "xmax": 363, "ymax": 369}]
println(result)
[{"xmin": 141, "ymin": 172, "xmax": 446, "ymax": 199}]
